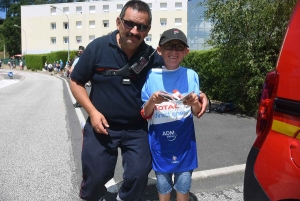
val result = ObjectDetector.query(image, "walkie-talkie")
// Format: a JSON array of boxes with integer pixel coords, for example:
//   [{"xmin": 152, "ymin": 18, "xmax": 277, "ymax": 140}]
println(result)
[{"xmin": 129, "ymin": 49, "xmax": 157, "ymax": 75}]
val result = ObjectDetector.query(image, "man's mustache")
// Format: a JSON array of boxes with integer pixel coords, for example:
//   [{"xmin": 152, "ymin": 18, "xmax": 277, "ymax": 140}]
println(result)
[{"xmin": 127, "ymin": 32, "xmax": 141, "ymax": 40}]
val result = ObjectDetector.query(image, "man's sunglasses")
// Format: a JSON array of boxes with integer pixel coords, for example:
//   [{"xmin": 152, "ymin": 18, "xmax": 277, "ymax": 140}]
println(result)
[
  {"xmin": 120, "ymin": 18, "xmax": 149, "ymax": 32},
  {"xmin": 163, "ymin": 43, "xmax": 186, "ymax": 51}
]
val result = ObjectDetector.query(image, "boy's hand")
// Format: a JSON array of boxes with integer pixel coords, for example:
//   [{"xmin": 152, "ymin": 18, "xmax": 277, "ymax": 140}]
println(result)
[
  {"xmin": 197, "ymin": 93, "xmax": 208, "ymax": 118},
  {"xmin": 183, "ymin": 92, "xmax": 199, "ymax": 106},
  {"xmin": 150, "ymin": 92, "xmax": 168, "ymax": 104}
]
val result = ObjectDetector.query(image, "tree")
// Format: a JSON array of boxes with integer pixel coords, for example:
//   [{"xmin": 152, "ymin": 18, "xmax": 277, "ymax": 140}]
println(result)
[
  {"xmin": 0, "ymin": 0, "xmax": 11, "ymax": 17},
  {"xmin": 200, "ymin": 0, "xmax": 298, "ymax": 115},
  {"xmin": 0, "ymin": 2, "xmax": 21, "ymax": 56}
]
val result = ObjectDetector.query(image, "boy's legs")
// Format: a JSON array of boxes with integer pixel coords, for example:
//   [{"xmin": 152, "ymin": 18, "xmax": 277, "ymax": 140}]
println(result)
[
  {"xmin": 174, "ymin": 171, "xmax": 193, "ymax": 201},
  {"xmin": 158, "ymin": 193, "xmax": 171, "ymax": 201},
  {"xmin": 176, "ymin": 192, "xmax": 189, "ymax": 201},
  {"xmin": 155, "ymin": 172, "xmax": 173, "ymax": 201}
]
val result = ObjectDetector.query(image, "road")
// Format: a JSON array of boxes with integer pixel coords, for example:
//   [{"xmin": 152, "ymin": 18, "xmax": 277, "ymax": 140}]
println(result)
[{"xmin": 0, "ymin": 69, "xmax": 257, "ymax": 200}]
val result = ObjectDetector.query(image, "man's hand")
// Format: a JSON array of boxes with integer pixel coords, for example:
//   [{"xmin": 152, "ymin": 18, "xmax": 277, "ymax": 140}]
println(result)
[
  {"xmin": 198, "ymin": 92, "xmax": 208, "ymax": 118},
  {"xmin": 90, "ymin": 111, "xmax": 109, "ymax": 135}
]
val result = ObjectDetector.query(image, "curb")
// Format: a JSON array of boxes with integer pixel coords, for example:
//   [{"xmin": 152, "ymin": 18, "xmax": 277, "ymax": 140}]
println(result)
[{"xmin": 192, "ymin": 164, "xmax": 245, "ymax": 180}]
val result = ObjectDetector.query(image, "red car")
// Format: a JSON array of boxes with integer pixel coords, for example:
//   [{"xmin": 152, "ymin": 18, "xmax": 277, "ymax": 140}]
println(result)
[{"xmin": 243, "ymin": 1, "xmax": 300, "ymax": 201}]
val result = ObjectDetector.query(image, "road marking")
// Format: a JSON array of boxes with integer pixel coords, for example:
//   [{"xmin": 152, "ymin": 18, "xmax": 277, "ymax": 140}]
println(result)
[
  {"xmin": 60, "ymin": 76, "xmax": 246, "ymax": 193},
  {"xmin": 0, "ymin": 79, "xmax": 20, "ymax": 89},
  {"xmin": 59, "ymin": 76, "xmax": 118, "ymax": 191}
]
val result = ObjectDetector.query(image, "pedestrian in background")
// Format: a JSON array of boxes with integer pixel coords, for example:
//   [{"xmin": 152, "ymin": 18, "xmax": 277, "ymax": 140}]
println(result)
[
  {"xmin": 69, "ymin": 46, "xmax": 85, "ymax": 74},
  {"xmin": 44, "ymin": 61, "xmax": 48, "ymax": 71},
  {"xmin": 70, "ymin": 45, "xmax": 85, "ymax": 108},
  {"xmin": 19, "ymin": 60, "xmax": 23, "ymax": 70}
]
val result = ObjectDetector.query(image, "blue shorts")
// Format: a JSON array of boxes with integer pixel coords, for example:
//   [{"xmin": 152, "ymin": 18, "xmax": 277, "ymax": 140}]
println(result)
[{"xmin": 155, "ymin": 171, "xmax": 193, "ymax": 195}]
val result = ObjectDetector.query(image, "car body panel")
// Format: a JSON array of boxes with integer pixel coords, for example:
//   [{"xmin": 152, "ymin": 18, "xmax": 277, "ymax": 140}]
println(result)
[
  {"xmin": 254, "ymin": 112, "xmax": 300, "ymax": 200},
  {"xmin": 244, "ymin": 1, "xmax": 300, "ymax": 200},
  {"xmin": 276, "ymin": 0, "xmax": 300, "ymax": 101}
]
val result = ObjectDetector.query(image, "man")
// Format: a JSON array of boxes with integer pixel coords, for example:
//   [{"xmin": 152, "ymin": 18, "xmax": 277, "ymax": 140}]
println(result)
[
  {"xmin": 70, "ymin": 46, "xmax": 85, "ymax": 108},
  {"xmin": 70, "ymin": 1, "xmax": 208, "ymax": 200},
  {"xmin": 69, "ymin": 46, "xmax": 85, "ymax": 74}
]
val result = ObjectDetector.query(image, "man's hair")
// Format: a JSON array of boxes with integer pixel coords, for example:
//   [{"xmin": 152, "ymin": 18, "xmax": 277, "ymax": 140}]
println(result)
[
  {"xmin": 119, "ymin": 0, "xmax": 152, "ymax": 25},
  {"xmin": 78, "ymin": 46, "xmax": 85, "ymax": 51}
]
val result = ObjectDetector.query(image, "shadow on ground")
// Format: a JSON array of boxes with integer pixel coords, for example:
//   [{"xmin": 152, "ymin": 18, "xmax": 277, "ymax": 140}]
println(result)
[{"xmin": 103, "ymin": 178, "xmax": 198, "ymax": 201}]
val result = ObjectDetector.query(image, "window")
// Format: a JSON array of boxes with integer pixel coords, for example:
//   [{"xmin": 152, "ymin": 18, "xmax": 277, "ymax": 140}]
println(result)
[
  {"xmin": 63, "ymin": 37, "xmax": 69, "ymax": 44},
  {"xmin": 76, "ymin": 6, "xmax": 82, "ymax": 14},
  {"xmin": 63, "ymin": 22, "xmax": 69, "ymax": 29},
  {"xmin": 160, "ymin": 3, "xmax": 167, "ymax": 11},
  {"xmin": 117, "ymin": 4, "xmax": 123, "ymax": 12},
  {"xmin": 89, "ymin": 20, "xmax": 95, "ymax": 28},
  {"xmin": 63, "ymin": 7, "xmax": 69, "ymax": 14},
  {"xmin": 160, "ymin": 18, "xmax": 167, "ymax": 26},
  {"xmin": 148, "ymin": 3, "xmax": 152, "ymax": 10},
  {"xmin": 76, "ymin": 21, "xmax": 82, "ymax": 29},
  {"xmin": 175, "ymin": 18, "xmax": 182, "ymax": 26},
  {"xmin": 175, "ymin": 2, "xmax": 182, "ymax": 10},
  {"xmin": 50, "ymin": 7, "xmax": 56, "ymax": 15},
  {"xmin": 103, "ymin": 5, "xmax": 109, "ymax": 12},
  {"xmin": 89, "ymin": 35, "xmax": 95, "ymax": 42},
  {"xmin": 145, "ymin": 34, "xmax": 152, "ymax": 42},
  {"xmin": 51, "ymin": 23, "xmax": 56, "ymax": 30},
  {"xmin": 103, "ymin": 20, "xmax": 109, "ymax": 27},
  {"xmin": 89, "ymin": 6, "xmax": 95, "ymax": 13},
  {"xmin": 51, "ymin": 37, "xmax": 56, "ymax": 44},
  {"xmin": 76, "ymin": 36, "xmax": 82, "ymax": 43}
]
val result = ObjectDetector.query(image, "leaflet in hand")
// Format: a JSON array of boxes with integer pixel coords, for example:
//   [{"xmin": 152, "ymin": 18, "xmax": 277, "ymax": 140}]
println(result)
[{"xmin": 159, "ymin": 91, "xmax": 194, "ymax": 102}]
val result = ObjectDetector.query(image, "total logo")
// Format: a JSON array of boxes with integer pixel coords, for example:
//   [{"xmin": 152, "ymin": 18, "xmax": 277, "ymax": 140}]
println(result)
[{"xmin": 162, "ymin": 130, "xmax": 177, "ymax": 141}]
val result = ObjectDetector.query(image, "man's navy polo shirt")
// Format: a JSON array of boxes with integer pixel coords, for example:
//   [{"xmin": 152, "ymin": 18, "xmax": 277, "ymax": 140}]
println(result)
[{"xmin": 71, "ymin": 30, "xmax": 162, "ymax": 127}]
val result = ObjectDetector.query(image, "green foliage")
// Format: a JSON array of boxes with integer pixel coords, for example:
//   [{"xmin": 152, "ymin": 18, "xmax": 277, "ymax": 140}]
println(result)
[
  {"xmin": 26, "ymin": 54, "xmax": 46, "ymax": 71},
  {"xmin": 69, "ymin": 50, "xmax": 78, "ymax": 61},
  {"xmin": 181, "ymin": 49, "xmax": 223, "ymax": 100},
  {"xmin": 198, "ymin": 0, "xmax": 298, "ymax": 116},
  {"xmin": 46, "ymin": 50, "xmax": 68, "ymax": 64},
  {"xmin": 0, "ymin": 3, "xmax": 21, "ymax": 56}
]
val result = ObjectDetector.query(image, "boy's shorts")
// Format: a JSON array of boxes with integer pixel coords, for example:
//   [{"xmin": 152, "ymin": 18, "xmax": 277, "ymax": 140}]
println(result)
[{"xmin": 155, "ymin": 170, "xmax": 193, "ymax": 195}]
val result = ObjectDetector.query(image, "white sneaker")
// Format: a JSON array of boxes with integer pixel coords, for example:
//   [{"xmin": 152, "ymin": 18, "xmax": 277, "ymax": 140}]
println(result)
[{"xmin": 116, "ymin": 194, "xmax": 123, "ymax": 201}]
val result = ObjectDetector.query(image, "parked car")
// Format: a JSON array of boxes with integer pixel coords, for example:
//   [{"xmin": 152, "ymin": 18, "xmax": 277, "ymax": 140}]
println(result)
[{"xmin": 243, "ymin": 1, "xmax": 300, "ymax": 201}]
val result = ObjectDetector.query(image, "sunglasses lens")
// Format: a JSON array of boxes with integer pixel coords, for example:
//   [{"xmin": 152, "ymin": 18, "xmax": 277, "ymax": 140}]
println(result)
[
  {"xmin": 139, "ymin": 25, "xmax": 148, "ymax": 32},
  {"xmin": 122, "ymin": 18, "xmax": 148, "ymax": 32},
  {"xmin": 123, "ymin": 20, "xmax": 134, "ymax": 29},
  {"xmin": 163, "ymin": 44, "xmax": 185, "ymax": 51},
  {"xmin": 176, "ymin": 45, "xmax": 185, "ymax": 51},
  {"xmin": 164, "ymin": 44, "xmax": 173, "ymax": 50}
]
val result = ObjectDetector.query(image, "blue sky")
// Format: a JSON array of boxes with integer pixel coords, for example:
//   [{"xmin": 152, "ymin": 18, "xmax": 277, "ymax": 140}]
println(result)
[{"xmin": 0, "ymin": 11, "xmax": 5, "ymax": 19}]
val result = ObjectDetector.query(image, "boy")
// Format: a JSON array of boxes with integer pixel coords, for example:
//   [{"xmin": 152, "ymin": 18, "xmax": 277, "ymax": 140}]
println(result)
[{"xmin": 141, "ymin": 28, "xmax": 202, "ymax": 201}]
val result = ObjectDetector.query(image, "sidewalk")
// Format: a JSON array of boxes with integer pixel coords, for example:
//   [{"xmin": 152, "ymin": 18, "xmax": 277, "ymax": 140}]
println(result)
[{"xmin": 0, "ymin": 64, "xmax": 65, "ymax": 77}]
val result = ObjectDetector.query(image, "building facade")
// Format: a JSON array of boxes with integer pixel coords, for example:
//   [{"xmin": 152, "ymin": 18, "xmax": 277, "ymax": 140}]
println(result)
[
  {"xmin": 20, "ymin": 0, "xmax": 189, "ymax": 56},
  {"xmin": 187, "ymin": 0, "xmax": 211, "ymax": 50}
]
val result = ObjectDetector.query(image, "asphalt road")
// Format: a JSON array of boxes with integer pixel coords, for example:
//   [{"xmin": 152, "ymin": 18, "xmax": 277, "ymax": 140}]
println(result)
[{"xmin": 0, "ymin": 69, "xmax": 257, "ymax": 200}]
